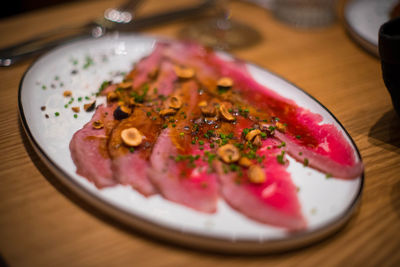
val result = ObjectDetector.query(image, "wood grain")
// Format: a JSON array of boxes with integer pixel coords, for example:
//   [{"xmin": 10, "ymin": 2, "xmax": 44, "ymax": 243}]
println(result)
[{"xmin": 0, "ymin": 0, "xmax": 399, "ymax": 266}]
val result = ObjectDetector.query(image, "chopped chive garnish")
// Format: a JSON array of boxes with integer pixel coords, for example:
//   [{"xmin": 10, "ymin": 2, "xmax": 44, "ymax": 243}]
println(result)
[
  {"xmin": 55, "ymin": 112, "xmax": 60, "ymax": 117},
  {"xmin": 162, "ymin": 124, "xmax": 168, "ymax": 129},
  {"xmin": 73, "ymin": 114, "xmax": 78, "ymax": 118},
  {"xmin": 83, "ymin": 56, "xmax": 94, "ymax": 69},
  {"xmin": 277, "ymin": 151, "xmax": 285, "ymax": 164}
]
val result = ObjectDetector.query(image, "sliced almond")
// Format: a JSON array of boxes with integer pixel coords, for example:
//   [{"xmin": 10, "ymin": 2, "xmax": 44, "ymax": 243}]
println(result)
[
  {"xmin": 121, "ymin": 127, "xmax": 142, "ymax": 147},
  {"xmin": 217, "ymin": 77, "xmax": 233, "ymax": 89},
  {"xmin": 204, "ymin": 116, "xmax": 218, "ymax": 123},
  {"xmin": 248, "ymin": 165, "xmax": 266, "ymax": 183},
  {"xmin": 148, "ymin": 67, "xmax": 159, "ymax": 79},
  {"xmin": 169, "ymin": 96, "xmax": 182, "ymax": 109},
  {"xmin": 198, "ymin": 101, "xmax": 208, "ymax": 107},
  {"xmin": 63, "ymin": 90, "xmax": 72, "ymax": 97},
  {"xmin": 114, "ymin": 105, "xmax": 132, "ymax": 120},
  {"xmin": 217, "ymin": 144, "xmax": 240, "ymax": 163},
  {"xmin": 246, "ymin": 129, "xmax": 261, "ymax": 141},
  {"xmin": 238, "ymin": 157, "xmax": 253, "ymax": 168},
  {"xmin": 159, "ymin": 108, "xmax": 177, "ymax": 117},
  {"xmin": 174, "ymin": 66, "xmax": 195, "ymax": 79},
  {"xmin": 92, "ymin": 120, "xmax": 104, "ymax": 129},
  {"xmin": 260, "ymin": 123, "xmax": 272, "ymax": 131},
  {"xmin": 118, "ymin": 81, "xmax": 132, "ymax": 89},
  {"xmin": 275, "ymin": 122, "xmax": 286, "ymax": 133},
  {"xmin": 219, "ymin": 103, "xmax": 235, "ymax": 121},
  {"xmin": 200, "ymin": 105, "xmax": 216, "ymax": 117},
  {"xmin": 253, "ymin": 135, "xmax": 262, "ymax": 146},
  {"xmin": 107, "ymin": 91, "xmax": 118, "ymax": 102},
  {"xmin": 71, "ymin": 106, "xmax": 80, "ymax": 113},
  {"xmin": 83, "ymin": 101, "xmax": 96, "ymax": 112}
]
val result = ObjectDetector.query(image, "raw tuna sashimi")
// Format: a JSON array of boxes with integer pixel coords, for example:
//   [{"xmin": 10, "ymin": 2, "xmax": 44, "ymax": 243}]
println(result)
[
  {"xmin": 215, "ymin": 138, "xmax": 306, "ymax": 230},
  {"xmin": 163, "ymin": 41, "xmax": 363, "ymax": 179},
  {"xmin": 149, "ymin": 80, "xmax": 219, "ymax": 213},
  {"xmin": 107, "ymin": 60, "xmax": 178, "ymax": 196},
  {"xmin": 108, "ymin": 107, "xmax": 163, "ymax": 196},
  {"xmin": 69, "ymin": 104, "xmax": 117, "ymax": 188}
]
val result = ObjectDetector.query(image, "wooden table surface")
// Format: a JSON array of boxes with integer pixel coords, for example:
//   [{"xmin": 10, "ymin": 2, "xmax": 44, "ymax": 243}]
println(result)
[{"xmin": 1, "ymin": 0, "xmax": 399, "ymax": 266}]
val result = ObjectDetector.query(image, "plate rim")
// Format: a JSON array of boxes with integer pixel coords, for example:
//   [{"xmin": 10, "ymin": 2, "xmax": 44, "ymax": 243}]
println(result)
[{"xmin": 18, "ymin": 34, "xmax": 364, "ymax": 253}]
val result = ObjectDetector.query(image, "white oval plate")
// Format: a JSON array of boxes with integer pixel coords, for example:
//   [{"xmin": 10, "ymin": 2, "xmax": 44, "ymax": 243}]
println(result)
[{"xmin": 19, "ymin": 34, "xmax": 363, "ymax": 253}]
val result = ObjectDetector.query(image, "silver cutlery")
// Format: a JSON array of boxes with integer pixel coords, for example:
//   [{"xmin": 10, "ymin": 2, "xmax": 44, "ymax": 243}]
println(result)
[{"xmin": 0, "ymin": 0, "xmax": 213, "ymax": 67}]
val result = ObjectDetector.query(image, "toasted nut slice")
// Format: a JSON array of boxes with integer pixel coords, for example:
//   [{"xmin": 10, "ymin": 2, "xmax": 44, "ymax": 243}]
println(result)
[
  {"xmin": 63, "ymin": 90, "xmax": 72, "ymax": 97},
  {"xmin": 84, "ymin": 101, "xmax": 96, "ymax": 112},
  {"xmin": 121, "ymin": 127, "xmax": 142, "ymax": 147},
  {"xmin": 107, "ymin": 91, "xmax": 118, "ymax": 102},
  {"xmin": 169, "ymin": 96, "xmax": 182, "ymax": 109},
  {"xmin": 260, "ymin": 123, "xmax": 271, "ymax": 131},
  {"xmin": 248, "ymin": 165, "xmax": 266, "ymax": 183},
  {"xmin": 246, "ymin": 129, "xmax": 261, "ymax": 141},
  {"xmin": 92, "ymin": 120, "xmax": 104, "ymax": 129},
  {"xmin": 217, "ymin": 144, "xmax": 240, "ymax": 163},
  {"xmin": 219, "ymin": 104, "xmax": 235, "ymax": 121},
  {"xmin": 204, "ymin": 116, "xmax": 218, "ymax": 123},
  {"xmin": 217, "ymin": 77, "xmax": 233, "ymax": 89},
  {"xmin": 159, "ymin": 108, "xmax": 177, "ymax": 117},
  {"xmin": 128, "ymin": 98, "xmax": 136, "ymax": 106},
  {"xmin": 198, "ymin": 101, "xmax": 207, "ymax": 107},
  {"xmin": 239, "ymin": 157, "xmax": 253, "ymax": 168},
  {"xmin": 113, "ymin": 105, "xmax": 132, "ymax": 120},
  {"xmin": 118, "ymin": 81, "xmax": 132, "ymax": 89},
  {"xmin": 260, "ymin": 123, "xmax": 275, "ymax": 136},
  {"xmin": 174, "ymin": 66, "xmax": 195, "ymax": 79},
  {"xmin": 275, "ymin": 122, "xmax": 286, "ymax": 132},
  {"xmin": 148, "ymin": 67, "xmax": 159, "ymax": 79},
  {"xmin": 200, "ymin": 105, "xmax": 216, "ymax": 117},
  {"xmin": 71, "ymin": 106, "xmax": 80, "ymax": 113},
  {"xmin": 253, "ymin": 135, "xmax": 262, "ymax": 146}
]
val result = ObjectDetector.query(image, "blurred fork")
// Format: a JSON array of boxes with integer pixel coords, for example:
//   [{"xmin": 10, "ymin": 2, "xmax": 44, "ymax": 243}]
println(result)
[
  {"xmin": 0, "ymin": 0, "xmax": 143, "ymax": 67},
  {"xmin": 0, "ymin": 0, "xmax": 213, "ymax": 66}
]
